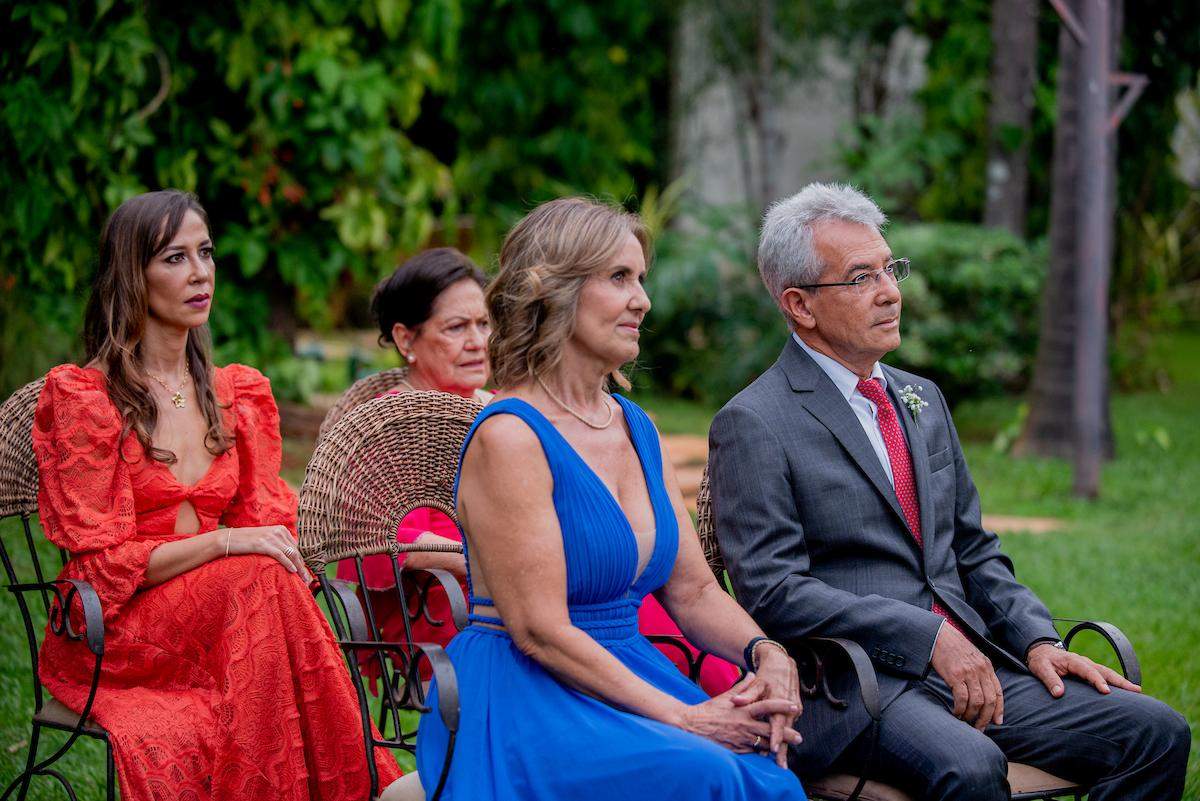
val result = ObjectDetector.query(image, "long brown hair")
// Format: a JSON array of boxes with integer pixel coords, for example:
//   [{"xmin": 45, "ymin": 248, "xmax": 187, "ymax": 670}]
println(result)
[{"xmin": 83, "ymin": 190, "xmax": 232, "ymax": 463}]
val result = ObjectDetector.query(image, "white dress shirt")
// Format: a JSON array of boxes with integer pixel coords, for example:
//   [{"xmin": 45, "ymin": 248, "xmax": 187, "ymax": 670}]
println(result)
[{"xmin": 792, "ymin": 333, "xmax": 894, "ymax": 486}]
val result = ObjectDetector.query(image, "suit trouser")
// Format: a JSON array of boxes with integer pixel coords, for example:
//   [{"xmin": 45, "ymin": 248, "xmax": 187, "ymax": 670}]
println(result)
[{"xmin": 830, "ymin": 664, "xmax": 1190, "ymax": 801}]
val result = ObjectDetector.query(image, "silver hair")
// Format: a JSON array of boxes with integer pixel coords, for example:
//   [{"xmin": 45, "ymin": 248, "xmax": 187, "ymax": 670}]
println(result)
[{"xmin": 757, "ymin": 182, "xmax": 888, "ymax": 304}]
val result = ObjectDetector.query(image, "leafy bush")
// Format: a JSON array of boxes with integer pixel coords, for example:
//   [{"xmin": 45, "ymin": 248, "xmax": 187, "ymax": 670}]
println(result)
[
  {"xmin": 880, "ymin": 223, "xmax": 1046, "ymax": 398},
  {"xmin": 638, "ymin": 214, "xmax": 1046, "ymax": 407},
  {"xmin": 636, "ymin": 203, "xmax": 782, "ymax": 405},
  {"xmin": 0, "ymin": 0, "xmax": 461, "ymax": 397}
]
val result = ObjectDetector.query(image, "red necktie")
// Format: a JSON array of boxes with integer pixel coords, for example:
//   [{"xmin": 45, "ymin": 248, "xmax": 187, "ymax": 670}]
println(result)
[{"xmin": 856, "ymin": 378, "xmax": 961, "ymax": 631}]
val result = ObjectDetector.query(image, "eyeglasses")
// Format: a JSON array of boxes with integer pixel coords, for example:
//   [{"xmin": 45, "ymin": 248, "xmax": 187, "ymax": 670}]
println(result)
[{"xmin": 794, "ymin": 258, "xmax": 911, "ymax": 292}]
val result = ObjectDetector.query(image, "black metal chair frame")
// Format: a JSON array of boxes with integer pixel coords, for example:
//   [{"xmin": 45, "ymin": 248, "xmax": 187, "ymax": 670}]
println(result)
[
  {"xmin": 693, "ymin": 571, "xmax": 1141, "ymax": 801},
  {"xmin": 316, "ymin": 554, "xmax": 464, "ymax": 801},
  {"xmin": 791, "ymin": 618, "xmax": 1141, "ymax": 801},
  {"xmin": 1, "ymin": 512, "xmax": 115, "ymax": 801}
]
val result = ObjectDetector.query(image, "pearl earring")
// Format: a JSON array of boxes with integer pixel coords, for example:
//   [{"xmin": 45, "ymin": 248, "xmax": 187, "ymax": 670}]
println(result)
[{"xmin": 407, "ymin": 353, "xmax": 416, "ymax": 363}]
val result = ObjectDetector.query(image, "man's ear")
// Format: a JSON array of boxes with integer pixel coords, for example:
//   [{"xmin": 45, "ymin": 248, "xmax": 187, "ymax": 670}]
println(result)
[
  {"xmin": 390, "ymin": 322, "xmax": 415, "ymax": 357},
  {"xmin": 780, "ymin": 287, "xmax": 817, "ymax": 332}
]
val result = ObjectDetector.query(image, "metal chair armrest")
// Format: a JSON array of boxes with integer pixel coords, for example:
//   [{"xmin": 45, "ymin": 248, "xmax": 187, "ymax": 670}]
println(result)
[
  {"xmin": 6, "ymin": 578, "xmax": 107, "ymax": 777},
  {"xmin": 323, "ymin": 577, "xmax": 372, "ymax": 641},
  {"xmin": 1053, "ymin": 617, "xmax": 1142, "ymax": 685},
  {"xmin": 400, "ymin": 567, "xmax": 468, "ymax": 631},
  {"xmin": 10, "ymin": 578, "xmax": 105, "ymax": 656},
  {"xmin": 804, "ymin": 637, "xmax": 882, "ymax": 720},
  {"xmin": 341, "ymin": 639, "xmax": 459, "ymax": 801},
  {"xmin": 645, "ymin": 634, "xmax": 706, "ymax": 683}
]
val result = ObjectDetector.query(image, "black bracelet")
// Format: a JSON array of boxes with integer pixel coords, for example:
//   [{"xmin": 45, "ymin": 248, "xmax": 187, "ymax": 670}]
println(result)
[{"xmin": 743, "ymin": 636, "xmax": 769, "ymax": 671}]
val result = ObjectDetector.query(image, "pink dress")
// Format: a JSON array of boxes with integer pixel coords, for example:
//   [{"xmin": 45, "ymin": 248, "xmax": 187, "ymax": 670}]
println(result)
[{"xmin": 339, "ymin": 506, "xmax": 739, "ymax": 696}]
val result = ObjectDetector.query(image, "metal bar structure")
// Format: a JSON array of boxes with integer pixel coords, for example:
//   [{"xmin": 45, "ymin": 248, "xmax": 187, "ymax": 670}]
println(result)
[
  {"xmin": 1108, "ymin": 72, "xmax": 1149, "ymax": 132},
  {"xmin": 1048, "ymin": 0, "xmax": 1087, "ymax": 45},
  {"xmin": 1072, "ymin": 0, "xmax": 1112, "ymax": 498}
]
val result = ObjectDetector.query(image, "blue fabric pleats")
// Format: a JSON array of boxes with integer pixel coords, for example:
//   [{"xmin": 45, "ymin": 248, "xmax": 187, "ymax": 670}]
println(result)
[{"xmin": 416, "ymin": 396, "xmax": 805, "ymax": 800}]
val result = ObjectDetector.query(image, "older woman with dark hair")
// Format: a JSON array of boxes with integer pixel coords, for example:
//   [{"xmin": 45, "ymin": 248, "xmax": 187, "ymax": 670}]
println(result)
[
  {"xmin": 344, "ymin": 247, "xmax": 740, "ymax": 695},
  {"xmin": 32, "ymin": 190, "xmax": 402, "ymax": 800},
  {"xmin": 415, "ymin": 198, "xmax": 807, "ymax": 800},
  {"xmin": 336, "ymin": 248, "xmax": 490, "ymax": 665}
]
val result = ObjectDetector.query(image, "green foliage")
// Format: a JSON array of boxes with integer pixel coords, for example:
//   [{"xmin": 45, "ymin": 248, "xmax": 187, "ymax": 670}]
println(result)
[
  {"xmin": 887, "ymin": 223, "xmax": 1046, "ymax": 398},
  {"xmin": 0, "ymin": 0, "xmax": 677, "ymax": 397},
  {"xmin": 639, "ymin": 213, "xmax": 1046, "ymax": 407},
  {"xmin": 440, "ymin": 0, "xmax": 672, "ymax": 245},
  {"xmin": 637, "ymin": 203, "xmax": 782, "ymax": 405},
  {"xmin": 1, "ymin": 0, "xmax": 463, "ymax": 396}
]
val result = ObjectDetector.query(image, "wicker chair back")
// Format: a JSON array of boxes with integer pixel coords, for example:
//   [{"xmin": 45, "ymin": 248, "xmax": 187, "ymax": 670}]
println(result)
[
  {"xmin": 694, "ymin": 465, "xmax": 727, "ymax": 580},
  {"xmin": 297, "ymin": 389, "xmax": 482, "ymax": 572},
  {"xmin": 0, "ymin": 377, "xmax": 45, "ymax": 520},
  {"xmin": 316, "ymin": 366, "xmax": 411, "ymax": 442}
]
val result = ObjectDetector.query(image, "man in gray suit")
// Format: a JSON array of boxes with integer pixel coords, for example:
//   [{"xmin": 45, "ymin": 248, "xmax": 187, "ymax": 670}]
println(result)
[{"xmin": 709, "ymin": 183, "xmax": 1190, "ymax": 800}]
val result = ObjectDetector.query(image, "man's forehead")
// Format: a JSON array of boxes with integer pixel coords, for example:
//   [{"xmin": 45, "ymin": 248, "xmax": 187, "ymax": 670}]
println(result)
[{"xmin": 812, "ymin": 219, "xmax": 890, "ymax": 263}]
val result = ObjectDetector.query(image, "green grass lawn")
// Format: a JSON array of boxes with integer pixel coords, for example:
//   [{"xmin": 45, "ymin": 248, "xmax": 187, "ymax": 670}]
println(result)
[{"xmin": 3, "ymin": 332, "xmax": 1198, "ymax": 797}]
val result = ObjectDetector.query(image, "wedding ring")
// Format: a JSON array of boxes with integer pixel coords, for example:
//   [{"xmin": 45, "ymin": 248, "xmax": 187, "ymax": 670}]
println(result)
[
  {"xmin": 283, "ymin": 545, "xmax": 296, "ymax": 557},
  {"xmin": 753, "ymin": 734, "xmax": 763, "ymax": 750}
]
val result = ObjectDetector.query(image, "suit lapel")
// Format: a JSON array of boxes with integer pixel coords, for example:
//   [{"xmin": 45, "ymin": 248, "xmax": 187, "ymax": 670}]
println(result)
[
  {"xmin": 780, "ymin": 341, "xmax": 911, "ymax": 534},
  {"xmin": 885, "ymin": 368, "xmax": 936, "ymax": 571}
]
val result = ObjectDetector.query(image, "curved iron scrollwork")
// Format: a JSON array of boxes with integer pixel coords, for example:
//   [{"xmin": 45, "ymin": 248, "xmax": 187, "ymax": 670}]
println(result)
[
  {"xmin": 401, "ymin": 567, "xmax": 468, "ymax": 631},
  {"xmin": 1, "ymin": 578, "xmax": 108, "ymax": 801},
  {"xmin": 316, "ymin": 575, "xmax": 460, "ymax": 801}
]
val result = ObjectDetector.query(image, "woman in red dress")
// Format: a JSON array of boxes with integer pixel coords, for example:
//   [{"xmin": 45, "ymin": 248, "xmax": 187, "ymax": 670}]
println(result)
[{"xmin": 33, "ymin": 190, "xmax": 402, "ymax": 800}]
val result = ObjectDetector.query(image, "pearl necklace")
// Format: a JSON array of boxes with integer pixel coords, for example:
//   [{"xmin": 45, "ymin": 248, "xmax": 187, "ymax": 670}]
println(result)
[{"xmin": 536, "ymin": 376, "xmax": 614, "ymax": 430}]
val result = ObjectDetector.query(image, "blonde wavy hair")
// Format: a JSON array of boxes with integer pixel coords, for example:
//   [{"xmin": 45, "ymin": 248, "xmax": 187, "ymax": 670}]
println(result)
[{"xmin": 487, "ymin": 197, "xmax": 651, "ymax": 390}]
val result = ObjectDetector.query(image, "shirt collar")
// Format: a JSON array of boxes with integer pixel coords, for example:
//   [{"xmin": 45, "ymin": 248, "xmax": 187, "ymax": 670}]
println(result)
[{"xmin": 792, "ymin": 332, "xmax": 886, "ymax": 402}]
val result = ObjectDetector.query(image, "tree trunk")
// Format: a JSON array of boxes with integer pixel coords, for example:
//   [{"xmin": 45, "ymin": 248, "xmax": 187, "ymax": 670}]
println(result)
[
  {"xmin": 1014, "ymin": 0, "xmax": 1116, "ymax": 461},
  {"xmin": 753, "ymin": 0, "xmax": 780, "ymax": 213},
  {"xmin": 983, "ymin": 0, "xmax": 1039, "ymax": 235}
]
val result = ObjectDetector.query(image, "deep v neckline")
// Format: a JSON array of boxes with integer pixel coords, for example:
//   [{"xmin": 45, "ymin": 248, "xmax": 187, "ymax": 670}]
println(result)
[
  {"xmin": 508, "ymin": 397, "xmax": 663, "ymax": 589},
  {"xmin": 81, "ymin": 364, "xmax": 225, "ymax": 492},
  {"xmin": 156, "ymin": 452, "xmax": 222, "ymax": 491}
]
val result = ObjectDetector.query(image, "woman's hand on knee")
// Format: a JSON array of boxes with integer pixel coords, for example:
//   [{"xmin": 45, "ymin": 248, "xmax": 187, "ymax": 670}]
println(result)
[{"xmin": 224, "ymin": 525, "xmax": 312, "ymax": 582}]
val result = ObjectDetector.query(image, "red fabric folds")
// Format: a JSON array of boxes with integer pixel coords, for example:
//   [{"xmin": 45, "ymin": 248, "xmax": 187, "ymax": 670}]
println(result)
[{"xmin": 32, "ymin": 364, "xmax": 401, "ymax": 801}]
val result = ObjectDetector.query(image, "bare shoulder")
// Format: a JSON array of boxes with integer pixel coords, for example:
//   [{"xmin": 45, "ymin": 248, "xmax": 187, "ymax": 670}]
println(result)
[{"xmin": 462, "ymin": 413, "xmax": 549, "ymax": 483}]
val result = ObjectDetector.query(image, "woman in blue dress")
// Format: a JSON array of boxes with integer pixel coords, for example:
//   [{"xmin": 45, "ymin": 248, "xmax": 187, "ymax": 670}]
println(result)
[{"xmin": 417, "ymin": 197, "xmax": 807, "ymax": 800}]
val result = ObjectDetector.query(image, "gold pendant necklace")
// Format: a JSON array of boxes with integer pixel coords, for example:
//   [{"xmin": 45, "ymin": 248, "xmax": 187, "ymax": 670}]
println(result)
[
  {"xmin": 536, "ymin": 376, "xmax": 614, "ymax": 430},
  {"xmin": 148, "ymin": 365, "xmax": 191, "ymax": 409}
]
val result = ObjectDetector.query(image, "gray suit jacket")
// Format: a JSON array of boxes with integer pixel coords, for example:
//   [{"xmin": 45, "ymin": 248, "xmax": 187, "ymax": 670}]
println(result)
[{"xmin": 709, "ymin": 338, "xmax": 1059, "ymax": 774}]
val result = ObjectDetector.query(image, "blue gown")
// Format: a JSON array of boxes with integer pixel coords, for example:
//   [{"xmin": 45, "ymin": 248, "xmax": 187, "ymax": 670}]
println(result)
[{"xmin": 416, "ymin": 396, "xmax": 806, "ymax": 800}]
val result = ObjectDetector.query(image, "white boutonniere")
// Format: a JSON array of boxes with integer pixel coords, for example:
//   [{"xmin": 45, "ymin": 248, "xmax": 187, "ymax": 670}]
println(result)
[{"xmin": 898, "ymin": 384, "xmax": 929, "ymax": 417}]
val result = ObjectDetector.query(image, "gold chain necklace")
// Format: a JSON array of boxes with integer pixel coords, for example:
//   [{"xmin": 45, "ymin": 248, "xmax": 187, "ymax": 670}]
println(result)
[
  {"xmin": 536, "ymin": 376, "xmax": 614, "ymax": 430},
  {"xmin": 147, "ymin": 364, "xmax": 191, "ymax": 409}
]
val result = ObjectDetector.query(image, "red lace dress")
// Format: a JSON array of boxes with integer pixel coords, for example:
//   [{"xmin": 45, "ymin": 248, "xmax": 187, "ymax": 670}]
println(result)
[{"xmin": 33, "ymin": 363, "xmax": 402, "ymax": 801}]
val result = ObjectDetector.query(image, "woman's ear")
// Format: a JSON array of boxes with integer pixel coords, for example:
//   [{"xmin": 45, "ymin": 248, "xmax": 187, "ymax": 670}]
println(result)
[
  {"xmin": 779, "ymin": 287, "xmax": 817, "ymax": 332},
  {"xmin": 391, "ymin": 323, "xmax": 416, "ymax": 360}
]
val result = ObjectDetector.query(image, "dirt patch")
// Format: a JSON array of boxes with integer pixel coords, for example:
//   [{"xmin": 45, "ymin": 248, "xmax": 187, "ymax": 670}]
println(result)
[{"xmin": 982, "ymin": 515, "xmax": 1066, "ymax": 534}]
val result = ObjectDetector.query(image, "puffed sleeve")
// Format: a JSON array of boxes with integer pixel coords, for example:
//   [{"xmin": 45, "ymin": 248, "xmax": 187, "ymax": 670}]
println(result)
[
  {"xmin": 219, "ymin": 364, "xmax": 298, "ymax": 535},
  {"xmin": 32, "ymin": 365, "xmax": 158, "ymax": 623}
]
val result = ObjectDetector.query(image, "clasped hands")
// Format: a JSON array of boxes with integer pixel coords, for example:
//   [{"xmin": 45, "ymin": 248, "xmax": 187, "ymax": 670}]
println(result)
[
  {"xmin": 930, "ymin": 624, "xmax": 1142, "ymax": 731},
  {"xmin": 678, "ymin": 648, "xmax": 802, "ymax": 768}
]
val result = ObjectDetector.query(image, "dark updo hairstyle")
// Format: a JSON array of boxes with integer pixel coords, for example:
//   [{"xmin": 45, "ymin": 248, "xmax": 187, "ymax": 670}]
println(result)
[
  {"xmin": 83, "ymin": 189, "xmax": 232, "ymax": 463},
  {"xmin": 371, "ymin": 247, "xmax": 487, "ymax": 349}
]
